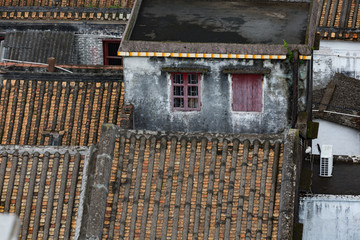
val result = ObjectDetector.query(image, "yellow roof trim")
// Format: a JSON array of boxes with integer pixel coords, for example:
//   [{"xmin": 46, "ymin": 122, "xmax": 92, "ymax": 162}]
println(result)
[{"xmin": 118, "ymin": 51, "xmax": 311, "ymax": 60}]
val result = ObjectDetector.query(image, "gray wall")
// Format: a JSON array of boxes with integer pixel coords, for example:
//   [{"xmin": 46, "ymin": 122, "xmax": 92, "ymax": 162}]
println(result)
[
  {"xmin": 0, "ymin": 23, "xmax": 125, "ymax": 65},
  {"xmin": 73, "ymin": 25, "xmax": 125, "ymax": 65},
  {"xmin": 299, "ymin": 195, "xmax": 360, "ymax": 240},
  {"xmin": 313, "ymin": 40, "xmax": 360, "ymax": 90},
  {"xmin": 124, "ymin": 57, "xmax": 308, "ymax": 134}
]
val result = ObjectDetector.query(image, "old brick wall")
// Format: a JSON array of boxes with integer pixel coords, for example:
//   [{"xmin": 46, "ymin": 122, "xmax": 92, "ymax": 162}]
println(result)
[
  {"xmin": 76, "ymin": 35, "xmax": 105, "ymax": 65},
  {"xmin": 74, "ymin": 34, "xmax": 122, "ymax": 65}
]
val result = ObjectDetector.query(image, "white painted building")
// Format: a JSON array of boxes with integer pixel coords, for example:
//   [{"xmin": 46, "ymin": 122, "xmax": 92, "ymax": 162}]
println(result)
[
  {"xmin": 313, "ymin": 40, "xmax": 360, "ymax": 89},
  {"xmin": 299, "ymin": 195, "xmax": 360, "ymax": 240},
  {"xmin": 311, "ymin": 72, "xmax": 360, "ymax": 158},
  {"xmin": 312, "ymin": 119, "xmax": 360, "ymax": 157},
  {"xmin": 301, "ymin": 1, "xmax": 360, "ymax": 238}
]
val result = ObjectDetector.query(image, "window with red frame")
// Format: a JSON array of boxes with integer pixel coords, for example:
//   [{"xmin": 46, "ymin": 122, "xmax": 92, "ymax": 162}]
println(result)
[
  {"xmin": 171, "ymin": 73, "xmax": 201, "ymax": 111},
  {"xmin": 103, "ymin": 39, "xmax": 122, "ymax": 65},
  {"xmin": 232, "ymin": 74, "xmax": 262, "ymax": 112}
]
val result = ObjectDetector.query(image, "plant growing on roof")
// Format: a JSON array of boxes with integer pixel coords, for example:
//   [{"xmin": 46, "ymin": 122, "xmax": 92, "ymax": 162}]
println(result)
[
  {"xmin": 283, "ymin": 40, "xmax": 293, "ymax": 62},
  {"xmin": 108, "ymin": 4, "xmax": 122, "ymax": 8}
]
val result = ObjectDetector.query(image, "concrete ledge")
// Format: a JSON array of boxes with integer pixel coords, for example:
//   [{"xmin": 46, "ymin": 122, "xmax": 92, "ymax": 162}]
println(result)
[
  {"xmin": 277, "ymin": 129, "xmax": 299, "ymax": 240},
  {"xmin": 78, "ymin": 124, "xmax": 118, "ymax": 240}
]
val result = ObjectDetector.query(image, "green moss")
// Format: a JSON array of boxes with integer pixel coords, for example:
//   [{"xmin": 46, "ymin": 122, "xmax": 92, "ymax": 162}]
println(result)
[
  {"xmin": 283, "ymin": 40, "xmax": 294, "ymax": 62},
  {"xmin": 306, "ymin": 121, "xmax": 319, "ymax": 139},
  {"xmin": 108, "ymin": 5, "xmax": 122, "ymax": 8}
]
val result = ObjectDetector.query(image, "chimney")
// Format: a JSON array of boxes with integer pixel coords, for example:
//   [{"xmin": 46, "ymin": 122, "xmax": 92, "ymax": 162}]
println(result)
[{"xmin": 48, "ymin": 57, "xmax": 55, "ymax": 72}]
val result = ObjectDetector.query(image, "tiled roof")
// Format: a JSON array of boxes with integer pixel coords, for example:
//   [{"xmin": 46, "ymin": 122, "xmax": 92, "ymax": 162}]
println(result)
[
  {"xmin": 313, "ymin": 73, "xmax": 360, "ymax": 130},
  {"xmin": 3, "ymin": 31, "xmax": 75, "ymax": 65},
  {"xmin": 0, "ymin": 61, "xmax": 123, "ymax": 72},
  {"xmin": 0, "ymin": 145, "xmax": 89, "ymax": 239},
  {"xmin": 103, "ymin": 131, "xmax": 284, "ymax": 239},
  {"xmin": 317, "ymin": 0, "xmax": 360, "ymax": 40},
  {"xmin": 0, "ymin": 72, "xmax": 124, "ymax": 146},
  {"xmin": 0, "ymin": 0, "xmax": 134, "ymax": 8},
  {"xmin": 0, "ymin": 6, "xmax": 131, "ymax": 20}
]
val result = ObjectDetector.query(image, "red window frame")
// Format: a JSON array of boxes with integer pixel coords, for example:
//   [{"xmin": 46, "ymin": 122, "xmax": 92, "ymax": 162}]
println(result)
[
  {"xmin": 171, "ymin": 73, "xmax": 201, "ymax": 111},
  {"xmin": 232, "ymin": 74, "xmax": 263, "ymax": 112},
  {"xmin": 103, "ymin": 39, "xmax": 122, "ymax": 65}
]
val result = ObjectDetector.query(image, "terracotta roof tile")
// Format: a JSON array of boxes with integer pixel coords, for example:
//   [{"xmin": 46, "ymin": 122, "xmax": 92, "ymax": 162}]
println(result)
[
  {"xmin": 0, "ymin": 0, "xmax": 134, "ymax": 8},
  {"xmin": 0, "ymin": 6, "xmax": 132, "ymax": 20},
  {"xmin": 0, "ymin": 145, "xmax": 89, "ymax": 239},
  {"xmin": 317, "ymin": 0, "xmax": 360, "ymax": 40},
  {"xmin": 103, "ymin": 132, "xmax": 284, "ymax": 239},
  {"xmin": 0, "ymin": 74, "xmax": 124, "ymax": 146}
]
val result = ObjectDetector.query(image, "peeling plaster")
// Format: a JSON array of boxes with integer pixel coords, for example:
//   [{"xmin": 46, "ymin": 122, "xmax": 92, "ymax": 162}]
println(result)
[
  {"xmin": 299, "ymin": 195, "xmax": 360, "ymax": 240},
  {"xmin": 312, "ymin": 119, "xmax": 360, "ymax": 156},
  {"xmin": 123, "ymin": 57, "xmax": 308, "ymax": 134},
  {"xmin": 313, "ymin": 40, "xmax": 360, "ymax": 90}
]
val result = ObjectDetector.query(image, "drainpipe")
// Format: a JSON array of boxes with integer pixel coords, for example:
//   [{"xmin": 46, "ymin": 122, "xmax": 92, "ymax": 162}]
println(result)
[
  {"xmin": 305, "ymin": 50, "xmax": 314, "ymax": 151},
  {"xmin": 291, "ymin": 50, "xmax": 299, "ymax": 128},
  {"xmin": 308, "ymin": 52, "xmax": 313, "ymax": 122}
]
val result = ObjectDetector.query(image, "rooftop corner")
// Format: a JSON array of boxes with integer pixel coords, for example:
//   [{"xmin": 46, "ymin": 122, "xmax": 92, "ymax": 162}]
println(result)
[{"xmin": 120, "ymin": 0, "xmax": 319, "ymax": 57}]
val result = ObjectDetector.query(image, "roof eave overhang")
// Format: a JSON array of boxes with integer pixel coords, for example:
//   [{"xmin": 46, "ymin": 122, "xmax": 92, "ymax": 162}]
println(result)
[{"xmin": 119, "ymin": 41, "xmax": 312, "ymax": 59}]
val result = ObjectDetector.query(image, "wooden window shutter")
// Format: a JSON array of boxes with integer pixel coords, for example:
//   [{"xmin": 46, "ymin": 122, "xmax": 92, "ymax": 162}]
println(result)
[{"xmin": 232, "ymin": 74, "xmax": 262, "ymax": 112}]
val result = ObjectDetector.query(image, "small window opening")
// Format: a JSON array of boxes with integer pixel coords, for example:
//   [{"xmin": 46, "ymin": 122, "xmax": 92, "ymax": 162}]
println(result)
[
  {"xmin": 103, "ymin": 39, "xmax": 122, "ymax": 65},
  {"xmin": 171, "ymin": 73, "xmax": 201, "ymax": 111}
]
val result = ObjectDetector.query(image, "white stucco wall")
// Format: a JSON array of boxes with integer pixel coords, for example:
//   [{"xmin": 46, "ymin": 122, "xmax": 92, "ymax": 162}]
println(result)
[
  {"xmin": 313, "ymin": 40, "xmax": 360, "ymax": 89},
  {"xmin": 312, "ymin": 119, "xmax": 360, "ymax": 156},
  {"xmin": 299, "ymin": 195, "xmax": 360, "ymax": 240},
  {"xmin": 123, "ymin": 57, "xmax": 308, "ymax": 133}
]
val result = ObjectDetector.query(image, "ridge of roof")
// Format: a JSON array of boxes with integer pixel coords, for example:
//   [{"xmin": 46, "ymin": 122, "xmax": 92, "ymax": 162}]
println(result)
[
  {"xmin": 0, "ymin": 61, "xmax": 123, "ymax": 73},
  {"xmin": 0, "ymin": 6, "xmax": 132, "ymax": 20},
  {"xmin": 116, "ymin": 128, "xmax": 284, "ymax": 143},
  {"xmin": 0, "ymin": 0, "xmax": 135, "ymax": 9}
]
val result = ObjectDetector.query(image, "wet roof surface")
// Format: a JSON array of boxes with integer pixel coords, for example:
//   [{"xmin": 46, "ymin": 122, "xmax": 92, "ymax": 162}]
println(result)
[
  {"xmin": 0, "ymin": 75, "xmax": 124, "ymax": 146},
  {"xmin": 103, "ymin": 130, "xmax": 284, "ymax": 239},
  {"xmin": 130, "ymin": 0, "xmax": 310, "ymax": 44}
]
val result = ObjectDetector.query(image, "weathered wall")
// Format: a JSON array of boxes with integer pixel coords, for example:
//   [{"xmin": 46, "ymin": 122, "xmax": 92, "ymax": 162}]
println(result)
[
  {"xmin": 73, "ymin": 25, "xmax": 124, "ymax": 65},
  {"xmin": 75, "ymin": 34, "xmax": 110, "ymax": 65},
  {"xmin": 123, "ymin": 57, "xmax": 308, "ymax": 134},
  {"xmin": 0, "ymin": 23, "xmax": 125, "ymax": 65},
  {"xmin": 312, "ymin": 119, "xmax": 360, "ymax": 156},
  {"xmin": 313, "ymin": 40, "xmax": 360, "ymax": 89},
  {"xmin": 299, "ymin": 195, "xmax": 360, "ymax": 240}
]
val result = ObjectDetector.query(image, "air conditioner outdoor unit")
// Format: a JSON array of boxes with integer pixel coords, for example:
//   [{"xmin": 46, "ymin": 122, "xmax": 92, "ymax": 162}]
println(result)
[{"xmin": 320, "ymin": 144, "xmax": 333, "ymax": 177}]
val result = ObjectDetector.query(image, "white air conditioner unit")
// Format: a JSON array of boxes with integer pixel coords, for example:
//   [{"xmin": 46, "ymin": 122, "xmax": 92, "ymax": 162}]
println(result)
[{"xmin": 320, "ymin": 144, "xmax": 333, "ymax": 177}]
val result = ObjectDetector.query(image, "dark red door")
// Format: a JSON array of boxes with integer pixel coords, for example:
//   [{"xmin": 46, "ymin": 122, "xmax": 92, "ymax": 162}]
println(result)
[{"xmin": 232, "ymin": 74, "xmax": 262, "ymax": 112}]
